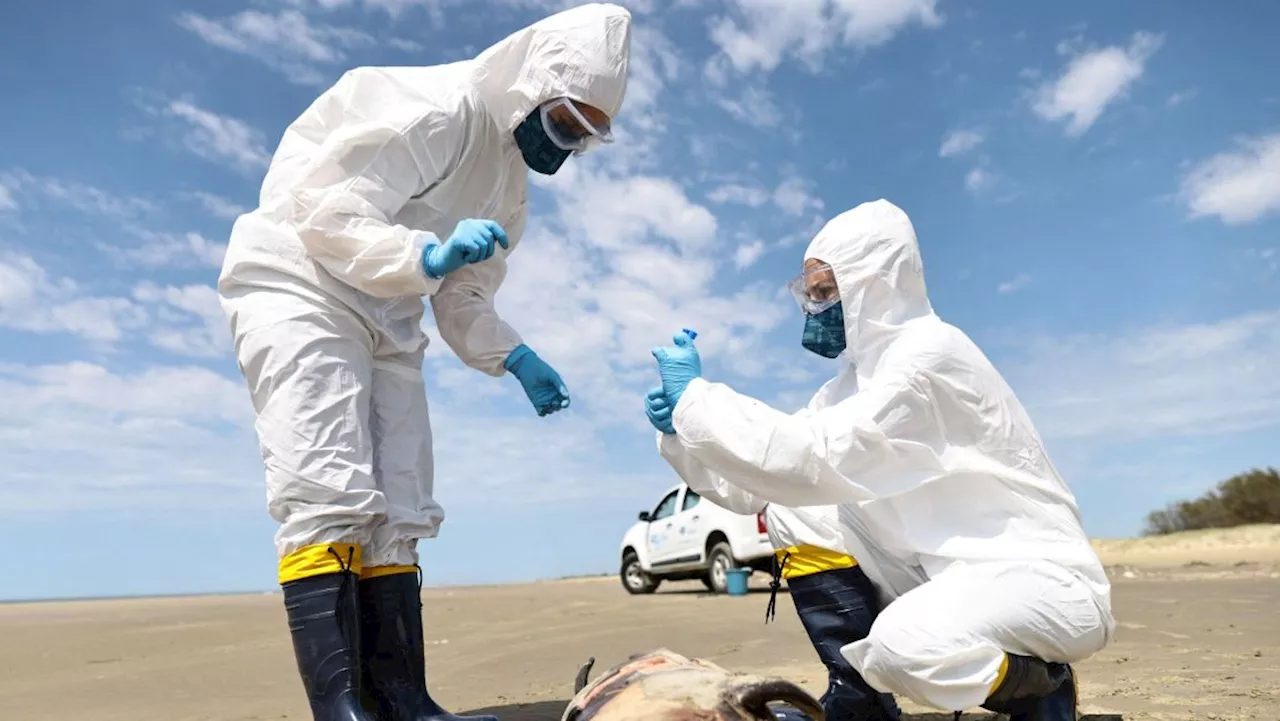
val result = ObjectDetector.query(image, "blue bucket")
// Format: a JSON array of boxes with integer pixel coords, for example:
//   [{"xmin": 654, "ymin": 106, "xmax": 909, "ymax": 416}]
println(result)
[{"xmin": 725, "ymin": 568, "xmax": 751, "ymax": 596}]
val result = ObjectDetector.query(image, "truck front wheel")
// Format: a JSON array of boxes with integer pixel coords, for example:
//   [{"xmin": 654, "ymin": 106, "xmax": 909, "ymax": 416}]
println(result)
[{"xmin": 620, "ymin": 551, "xmax": 660, "ymax": 595}]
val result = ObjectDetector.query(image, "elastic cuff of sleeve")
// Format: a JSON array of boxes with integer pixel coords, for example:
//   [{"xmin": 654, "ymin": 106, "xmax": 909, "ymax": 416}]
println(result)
[
  {"xmin": 503, "ymin": 343, "xmax": 533, "ymax": 372},
  {"xmin": 422, "ymin": 242, "xmax": 444, "ymax": 279},
  {"xmin": 671, "ymin": 377, "xmax": 708, "ymax": 432}
]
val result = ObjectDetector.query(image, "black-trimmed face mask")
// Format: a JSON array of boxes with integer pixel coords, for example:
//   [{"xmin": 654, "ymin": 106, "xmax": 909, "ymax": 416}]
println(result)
[
  {"xmin": 801, "ymin": 302, "xmax": 847, "ymax": 358},
  {"xmin": 513, "ymin": 108, "xmax": 573, "ymax": 175},
  {"xmin": 513, "ymin": 98, "xmax": 613, "ymax": 175}
]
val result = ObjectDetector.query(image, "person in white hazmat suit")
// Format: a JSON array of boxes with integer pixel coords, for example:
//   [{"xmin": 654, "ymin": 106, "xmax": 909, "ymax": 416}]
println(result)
[
  {"xmin": 642, "ymin": 199, "xmax": 1114, "ymax": 720},
  {"xmin": 683, "ymin": 417, "xmax": 900, "ymax": 719},
  {"xmin": 217, "ymin": 5, "xmax": 631, "ymax": 721}
]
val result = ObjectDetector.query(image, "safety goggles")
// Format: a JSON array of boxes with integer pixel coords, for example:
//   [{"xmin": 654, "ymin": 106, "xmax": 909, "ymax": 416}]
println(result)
[
  {"xmin": 786, "ymin": 262, "xmax": 841, "ymax": 315},
  {"xmin": 540, "ymin": 97, "xmax": 613, "ymax": 154}
]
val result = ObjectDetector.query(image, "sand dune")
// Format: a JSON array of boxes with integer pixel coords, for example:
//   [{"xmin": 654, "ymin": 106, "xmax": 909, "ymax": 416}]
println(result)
[{"xmin": 1093, "ymin": 523, "xmax": 1280, "ymax": 567}]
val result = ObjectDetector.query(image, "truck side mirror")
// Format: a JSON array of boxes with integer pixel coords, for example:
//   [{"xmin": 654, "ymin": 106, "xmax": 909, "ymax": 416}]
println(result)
[{"xmin": 638, "ymin": 511, "xmax": 651, "ymax": 522}]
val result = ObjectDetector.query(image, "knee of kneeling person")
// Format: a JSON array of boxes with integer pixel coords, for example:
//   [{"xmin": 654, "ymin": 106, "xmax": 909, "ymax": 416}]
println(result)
[{"xmin": 845, "ymin": 623, "xmax": 935, "ymax": 697}]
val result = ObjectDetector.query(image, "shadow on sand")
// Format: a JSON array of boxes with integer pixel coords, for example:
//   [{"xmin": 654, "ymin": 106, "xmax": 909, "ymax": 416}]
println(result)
[
  {"xmin": 461, "ymin": 700, "xmax": 1005, "ymax": 720},
  {"xmin": 657, "ymin": 586, "xmax": 786, "ymax": 596}
]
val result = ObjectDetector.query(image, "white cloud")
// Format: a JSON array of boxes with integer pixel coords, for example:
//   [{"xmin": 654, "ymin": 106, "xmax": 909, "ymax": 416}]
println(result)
[
  {"xmin": 625, "ymin": 24, "xmax": 682, "ymax": 133},
  {"xmin": 1031, "ymin": 31, "xmax": 1162, "ymax": 136},
  {"xmin": 0, "ymin": 180, "xmax": 19, "ymax": 212},
  {"xmin": 281, "ymin": 0, "xmax": 359, "ymax": 11},
  {"xmin": 714, "ymin": 83, "xmax": 784, "ymax": 128},
  {"xmin": 1179, "ymin": 132, "xmax": 1280, "ymax": 226},
  {"xmin": 103, "ymin": 229, "xmax": 227, "ymax": 269},
  {"xmin": 772, "ymin": 176, "xmax": 824, "ymax": 217},
  {"xmin": 706, "ymin": 0, "xmax": 942, "ymax": 77},
  {"xmin": 1242, "ymin": 247, "xmax": 1279, "ymax": 282},
  {"xmin": 706, "ymin": 175, "xmax": 824, "ymax": 218},
  {"xmin": 187, "ymin": 191, "xmax": 247, "ymax": 220},
  {"xmin": 0, "ymin": 170, "xmax": 157, "ymax": 220},
  {"xmin": 177, "ymin": 10, "xmax": 373, "ymax": 85},
  {"xmin": 939, "ymin": 129, "xmax": 984, "ymax": 157},
  {"xmin": 708, "ymin": 183, "xmax": 772, "ymax": 207},
  {"xmin": 132, "ymin": 283, "xmax": 233, "ymax": 358},
  {"xmin": 163, "ymin": 100, "xmax": 271, "ymax": 173},
  {"xmin": 0, "ymin": 361, "xmax": 262, "ymax": 512},
  {"xmin": 965, "ymin": 167, "xmax": 993, "ymax": 194},
  {"xmin": 0, "ymin": 171, "xmax": 230, "ymax": 270},
  {"xmin": 545, "ymin": 169, "xmax": 718, "ymax": 254},
  {"xmin": 387, "ymin": 37, "xmax": 425, "ymax": 52},
  {"xmin": 735, "ymin": 239, "xmax": 767, "ymax": 270},
  {"xmin": 0, "ymin": 253, "xmax": 147, "ymax": 344},
  {"xmin": 997, "ymin": 272, "xmax": 1032, "ymax": 294},
  {"xmin": 0, "ymin": 253, "xmax": 229, "ymax": 356},
  {"xmin": 42, "ymin": 179, "xmax": 157, "ymax": 218},
  {"xmin": 1009, "ymin": 309, "xmax": 1280, "ymax": 442},
  {"xmin": 286, "ymin": 0, "xmax": 633, "ymax": 19},
  {"xmin": 1166, "ymin": 88, "xmax": 1198, "ymax": 107}
]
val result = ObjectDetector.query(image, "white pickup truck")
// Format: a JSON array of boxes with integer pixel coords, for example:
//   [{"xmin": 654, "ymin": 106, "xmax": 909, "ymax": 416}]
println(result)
[{"xmin": 619, "ymin": 482, "xmax": 776, "ymax": 594}]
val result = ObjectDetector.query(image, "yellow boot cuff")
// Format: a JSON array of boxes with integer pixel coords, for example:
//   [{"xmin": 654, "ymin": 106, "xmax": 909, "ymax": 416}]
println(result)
[
  {"xmin": 278, "ymin": 543, "xmax": 363, "ymax": 584},
  {"xmin": 988, "ymin": 653, "xmax": 1010, "ymax": 696},
  {"xmin": 360, "ymin": 564, "xmax": 419, "ymax": 580},
  {"xmin": 776, "ymin": 544, "xmax": 858, "ymax": 579}
]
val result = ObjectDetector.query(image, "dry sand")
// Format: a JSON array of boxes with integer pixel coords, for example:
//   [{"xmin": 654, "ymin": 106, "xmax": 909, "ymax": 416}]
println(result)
[{"xmin": 2, "ymin": 526, "xmax": 1278, "ymax": 721}]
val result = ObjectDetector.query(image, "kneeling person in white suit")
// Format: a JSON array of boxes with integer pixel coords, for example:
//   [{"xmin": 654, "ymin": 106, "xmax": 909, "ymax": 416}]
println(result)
[{"xmin": 643, "ymin": 199, "xmax": 1114, "ymax": 719}]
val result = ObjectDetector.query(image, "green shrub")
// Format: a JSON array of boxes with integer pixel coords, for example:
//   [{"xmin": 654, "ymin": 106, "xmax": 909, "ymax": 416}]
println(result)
[{"xmin": 1142, "ymin": 467, "xmax": 1280, "ymax": 536}]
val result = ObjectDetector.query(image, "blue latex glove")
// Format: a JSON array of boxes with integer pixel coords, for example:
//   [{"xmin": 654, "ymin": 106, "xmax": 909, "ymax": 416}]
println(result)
[
  {"xmin": 650, "ymin": 328, "xmax": 701, "ymax": 410},
  {"xmin": 645, "ymin": 386, "xmax": 675, "ymax": 435},
  {"xmin": 422, "ymin": 218, "xmax": 509, "ymax": 279},
  {"xmin": 504, "ymin": 344, "xmax": 570, "ymax": 417}
]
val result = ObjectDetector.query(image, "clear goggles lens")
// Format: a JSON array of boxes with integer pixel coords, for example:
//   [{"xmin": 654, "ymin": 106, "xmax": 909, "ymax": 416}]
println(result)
[
  {"xmin": 539, "ymin": 97, "xmax": 613, "ymax": 154},
  {"xmin": 786, "ymin": 263, "xmax": 841, "ymax": 315}
]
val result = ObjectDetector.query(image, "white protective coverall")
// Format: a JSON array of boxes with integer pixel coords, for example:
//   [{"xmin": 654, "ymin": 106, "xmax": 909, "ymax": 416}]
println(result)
[
  {"xmin": 655, "ymin": 199, "xmax": 1115, "ymax": 712},
  {"xmin": 218, "ymin": 4, "xmax": 631, "ymax": 579}
]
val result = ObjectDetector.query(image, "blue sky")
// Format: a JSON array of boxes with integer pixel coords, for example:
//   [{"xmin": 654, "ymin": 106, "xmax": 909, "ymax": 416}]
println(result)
[{"xmin": 2, "ymin": 0, "xmax": 1278, "ymax": 602}]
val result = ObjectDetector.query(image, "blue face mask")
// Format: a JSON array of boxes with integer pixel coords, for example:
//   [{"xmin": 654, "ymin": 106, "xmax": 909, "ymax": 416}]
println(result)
[
  {"xmin": 801, "ymin": 302, "xmax": 847, "ymax": 358},
  {"xmin": 513, "ymin": 109, "xmax": 572, "ymax": 175}
]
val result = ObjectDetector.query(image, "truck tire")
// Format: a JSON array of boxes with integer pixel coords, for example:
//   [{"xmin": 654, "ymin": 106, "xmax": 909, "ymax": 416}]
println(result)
[
  {"xmin": 704, "ymin": 541, "xmax": 736, "ymax": 594},
  {"xmin": 620, "ymin": 550, "xmax": 660, "ymax": 595}
]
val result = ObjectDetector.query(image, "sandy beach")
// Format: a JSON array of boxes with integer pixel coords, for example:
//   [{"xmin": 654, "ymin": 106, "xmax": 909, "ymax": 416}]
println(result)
[{"xmin": 3, "ymin": 525, "xmax": 1277, "ymax": 721}]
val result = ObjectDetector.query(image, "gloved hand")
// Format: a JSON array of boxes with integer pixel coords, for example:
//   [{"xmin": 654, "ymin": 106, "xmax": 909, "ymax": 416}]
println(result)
[
  {"xmin": 645, "ymin": 386, "xmax": 675, "ymax": 435},
  {"xmin": 504, "ymin": 344, "xmax": 570, "ymax": 417},
  {"xmin": 650, "ymin": 328, "xmax": 701, "ymax": 410},
  {"xmin": 422, "ymin": 218, "xmax": 509, "ymax": 279}
]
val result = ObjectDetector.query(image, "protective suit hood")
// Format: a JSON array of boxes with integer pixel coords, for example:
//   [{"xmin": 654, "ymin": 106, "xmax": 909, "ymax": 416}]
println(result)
[
  {"xmin": 470, "ymin": 3, "xmax": 632, "ymax": 135},
  {"xmin": 803, "ymin": 199, "xmax": 935, "ymax": 370}
]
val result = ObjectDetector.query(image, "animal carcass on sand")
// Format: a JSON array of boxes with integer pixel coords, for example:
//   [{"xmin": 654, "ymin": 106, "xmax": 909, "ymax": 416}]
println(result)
[{"xmin": 560, "ymin": 648, "xmax": 825, "ymax": 721}]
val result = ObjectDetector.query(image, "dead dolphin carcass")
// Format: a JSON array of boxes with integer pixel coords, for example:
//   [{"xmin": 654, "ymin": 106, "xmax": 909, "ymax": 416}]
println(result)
[{"xmin": 561, "ymin": 648, "xmax": 824, "ymax": 721}]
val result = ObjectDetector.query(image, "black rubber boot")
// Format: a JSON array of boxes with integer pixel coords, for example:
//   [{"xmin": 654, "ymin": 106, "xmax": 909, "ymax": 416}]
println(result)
[
  {"xmin": 358, "ymin": 571, "xmax": 499, "ymax": 721},
  {"xmin": 785, "ymin": 566, "xmax": 902, "ymax": 721},
  {"xmin": 281, "ymin": 563, "xmax": 375, "ymax": 721},
  {"xmin": 981, "ymin": 654, "xmax": 1078, "ymax": 721}
]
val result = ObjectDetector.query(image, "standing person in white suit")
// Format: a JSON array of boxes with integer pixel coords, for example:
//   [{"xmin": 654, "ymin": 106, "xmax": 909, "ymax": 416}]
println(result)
[
  {"xmin": 643, "ymin": 198, "xmax": 1114, "ymax": 720},
  {"xmin": 218, "ymin": 5, "xmax": 632, "ymax": 720}
]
